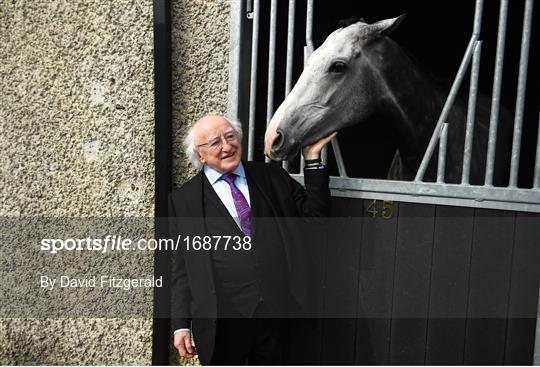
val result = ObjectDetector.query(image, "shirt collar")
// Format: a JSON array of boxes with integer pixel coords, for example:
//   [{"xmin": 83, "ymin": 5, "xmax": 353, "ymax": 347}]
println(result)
[{"xmin": 203, "ymin": 162, "xmax": 246, "ymax": 185}]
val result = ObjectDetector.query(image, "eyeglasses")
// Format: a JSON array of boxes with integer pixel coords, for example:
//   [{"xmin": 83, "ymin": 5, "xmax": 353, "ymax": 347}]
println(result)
[{"xmin": 196, "ymin": 130, "xmax": 239, "ymax": 151}]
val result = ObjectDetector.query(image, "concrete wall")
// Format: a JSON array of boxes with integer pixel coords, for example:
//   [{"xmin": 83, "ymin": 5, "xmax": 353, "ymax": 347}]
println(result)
[
  {"xmin": 171, "ymin": 0, "xmax": 231, "ymax": 187},
  {"xmin": 0, "ymin": 0, "xmax": 154, "ymax": 364}
]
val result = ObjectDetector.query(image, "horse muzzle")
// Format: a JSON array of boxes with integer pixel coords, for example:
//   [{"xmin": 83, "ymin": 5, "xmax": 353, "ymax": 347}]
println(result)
[{"xmin": 264, "ymin": 128, "xmax": 297, "ymax": 161}]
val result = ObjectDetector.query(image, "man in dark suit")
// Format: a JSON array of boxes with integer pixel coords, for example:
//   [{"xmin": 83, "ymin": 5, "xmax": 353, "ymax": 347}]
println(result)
[{"xmin": 169, "ymin": 115, "xmax": 335, "ymax": 365}]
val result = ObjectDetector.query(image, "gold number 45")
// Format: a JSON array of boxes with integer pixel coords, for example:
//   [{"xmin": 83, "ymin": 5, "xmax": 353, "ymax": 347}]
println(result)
[{"xmin": 366, "ymin": 200, "xmax": 394, "ymax": 219}]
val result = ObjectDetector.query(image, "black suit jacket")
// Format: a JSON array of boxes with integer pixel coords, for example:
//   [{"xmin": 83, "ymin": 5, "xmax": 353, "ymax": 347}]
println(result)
[{"xmin": 168, "ymin": 161, "xmax": 330, "ymax": 363}]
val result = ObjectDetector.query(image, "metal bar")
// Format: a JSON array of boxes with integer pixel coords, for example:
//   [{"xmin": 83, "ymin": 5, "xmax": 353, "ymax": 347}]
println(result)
[
  {"xmin": 437, "ymin": 123, "xmax": 448, "ymax": 183},
  {"xmin": 472, "ymin": 0, "xmax": 484, "ymax": 35},
  {"xmin": 462, "ymin": 41, "xmax": 482, "ymax": 184},
  {"xmin": 460, "ymin": 0, "xmax": 484, "ymax": 183},
  {"xmin": 485, "ymin": 0, "xmax": 509, "ymax": 186},
  {"xmin": 534, "ymin": 110, "xmax": 540, "ymax": 189},
  {"xmin": 265, "ymin": 0, "xmax": 278, "ymax": 163},
  {"xmin": 227, "ymin": 0, "xmax": 244, "ymax": 120},
  {"xmin": 321, "ymin": 145, "xmax": 328, "ymax": 165},
  {"xmin": 301, "ymin": 0, "xmax": 314, "ymax": 170},
  {"xmin": 283, "ymin": 0, "xmax": 296, "ymax": 171},
  {"xmin": 509, "ymin": 0, "xmax": 534, "ymax": 187},
  {"xmin": 285, "ymin": 0, "xmax": 296, "ymax": 96},
  {"xmin": 416, "ymin": 0, "xmax": 484, "ymax": 182},
  {"xmin": 247, "ymin": 0, "xmax": 260, "ymax": 160},
  {"xmin": 322, "ymin": 188, "xmax": 540, "ymax": 214},
  {"xmin": 305, "ymin": 0, "xmax": 314, "ymax": 56},
  {"xmin": 291, "ymin": 175, "xmax": 540, "ymax": 213},
  {"xmin": 414, "ymin": 34, "xmax": 478, "ymax": 181},
  {"xmin": 331, "ymin": 139, "xmax": 348, "ymax": 177}
]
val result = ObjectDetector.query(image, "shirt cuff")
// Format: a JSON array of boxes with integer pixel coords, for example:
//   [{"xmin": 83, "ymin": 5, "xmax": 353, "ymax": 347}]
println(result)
[{"xmin": 173, "ymin": 328, "xmax": 191, "ymax": 335}]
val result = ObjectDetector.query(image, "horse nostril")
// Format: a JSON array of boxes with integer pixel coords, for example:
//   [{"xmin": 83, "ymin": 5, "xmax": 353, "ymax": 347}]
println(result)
[{"xmin": 271, "ymin": 131, "xmax": 285, "ymax": 153}]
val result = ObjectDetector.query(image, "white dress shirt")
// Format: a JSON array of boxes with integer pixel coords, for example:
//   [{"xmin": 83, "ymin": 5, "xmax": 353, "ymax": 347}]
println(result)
[{"xmin": 203, "ymin": 162, "xmax": 251, "ymax": 229}]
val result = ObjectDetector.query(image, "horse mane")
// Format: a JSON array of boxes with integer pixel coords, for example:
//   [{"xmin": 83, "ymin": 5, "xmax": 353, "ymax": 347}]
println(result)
[
  {"xmin": 336, "ymin": 17, "xmax": 447, "ymax": 86},
  {"xmin": 396, "ymin": 44, "xmax": 451, "ymax": 87},
  {"xmin": 338, "ymin": 17, "xmax": 367, "ymax": 28}
]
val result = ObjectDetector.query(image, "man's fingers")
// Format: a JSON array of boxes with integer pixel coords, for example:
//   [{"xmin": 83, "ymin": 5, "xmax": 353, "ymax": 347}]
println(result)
[
  {"xmin": 174, "ymin": 332, "xmax": 192, "ymax": 358},
  {"xmin": 184, "ymin": 334, "xmax": 194, "ymax": 354},
  {"xmin": 321, "ymin": 131, "xmax": 337, "ymax": 145},
  {"xmin": 175, "ymin": 340, "xmax": 187, "ymax": 357},
  {"xmin": 312, "ymin": 131, "xmax": 338, "ymax": 150},
  {"xmin": 302, "ymin": 131, "xmax": 338, "ymax": 160},
  {"xmin": 183, "ymin": 334, "xmax": 198, "ymax": 356}
]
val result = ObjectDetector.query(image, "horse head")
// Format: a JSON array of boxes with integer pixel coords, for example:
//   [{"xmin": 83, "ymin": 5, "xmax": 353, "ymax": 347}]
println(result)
[{"xmin": 264, "ymin": 15, "xmax": 406, "ymax": 161}]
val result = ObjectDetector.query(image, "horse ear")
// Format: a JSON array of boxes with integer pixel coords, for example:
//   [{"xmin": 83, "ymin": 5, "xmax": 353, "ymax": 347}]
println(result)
[{"xmin": 370, "ymin": 14, "xmax": 406, "ymax": 37}]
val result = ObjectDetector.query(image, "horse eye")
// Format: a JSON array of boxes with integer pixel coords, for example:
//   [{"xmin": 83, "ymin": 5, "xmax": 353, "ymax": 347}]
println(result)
[{"xmin": 328, "ymin": 61, "xmax": 347, "ymax": 73}]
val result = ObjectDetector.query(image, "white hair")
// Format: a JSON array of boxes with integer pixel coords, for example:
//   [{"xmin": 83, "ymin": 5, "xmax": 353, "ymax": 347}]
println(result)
[{"xmin": 183, "ymin": 116, "xmax": 243, "ymax": 170}]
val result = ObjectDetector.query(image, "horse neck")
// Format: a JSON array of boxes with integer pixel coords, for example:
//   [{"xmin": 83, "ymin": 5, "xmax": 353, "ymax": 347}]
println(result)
[{"xmin": 372, "ymin": 39, "xmax": 447, "ymax": 166}]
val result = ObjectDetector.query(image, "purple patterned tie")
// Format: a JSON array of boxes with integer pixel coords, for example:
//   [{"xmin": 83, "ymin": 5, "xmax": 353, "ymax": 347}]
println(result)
[{"xmin": 221, "ymin": 174, "xmax": 252, "ymax": 236}]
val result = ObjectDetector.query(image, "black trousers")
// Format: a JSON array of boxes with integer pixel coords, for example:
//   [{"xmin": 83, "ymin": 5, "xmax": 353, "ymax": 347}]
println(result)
[{"xmin": 210, "ymin": 304, "xmax": 287, "ymax": 365}]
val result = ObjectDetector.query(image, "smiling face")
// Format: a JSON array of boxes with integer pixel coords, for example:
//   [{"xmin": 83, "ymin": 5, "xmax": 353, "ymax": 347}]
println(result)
[{"xmin": 194, "ymin": 115, "xmax": 242, "ymax": 173}]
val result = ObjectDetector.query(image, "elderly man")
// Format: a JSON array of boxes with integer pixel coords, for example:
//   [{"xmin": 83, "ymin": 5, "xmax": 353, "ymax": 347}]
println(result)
[{"xmin": 169, "ymin": 115, "xmax": 335, "ymax": 365}]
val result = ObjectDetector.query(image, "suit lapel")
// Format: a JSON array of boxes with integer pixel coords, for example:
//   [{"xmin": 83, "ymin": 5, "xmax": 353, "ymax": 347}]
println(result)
[
  {"xmin": 183, "ymin": 172, "xmax": 215, "ymax": 284},
  {"xmin": 195, "ymin": 163, "xmax": 268, "ymax": 237},
  {"xmin": 182, "ymin": 171, "xmax": 205, "ymax": 221},
  {"xmin": 202, "ymin": 171, "xmax": 247, "ymax": 237},
  {"xmin": 245, "ymin": 170, "xmax": 259, "ymax": 238},
  {"xmin": 244, "ymin": 162, "xmax": 280, "ymax": 218},
  {"xmin": 245, "ymin": 162, "xmax": 281, "ymax": 239},
  {"xmin": 202, "ymin": 174, "xmax": 236, "ymax": 218},
  {"xmin": 245, "ymin": 171, "xmax": 261, "ymax": 215}
]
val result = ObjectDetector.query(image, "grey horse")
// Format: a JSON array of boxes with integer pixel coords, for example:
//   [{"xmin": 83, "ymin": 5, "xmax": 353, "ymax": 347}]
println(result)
[{"xmin": 264, "ymin": 16, "xmax": 511, "ymax": 184}]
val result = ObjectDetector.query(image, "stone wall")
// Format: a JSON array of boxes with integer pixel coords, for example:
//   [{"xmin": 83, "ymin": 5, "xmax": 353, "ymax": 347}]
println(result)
[
  {"xmin": 171, "ymin": 0, "xmax": 231, "ymax": 187},
  {"xmin": 0, "ymin": 0, "xmax": 154, "ymax": 364}
]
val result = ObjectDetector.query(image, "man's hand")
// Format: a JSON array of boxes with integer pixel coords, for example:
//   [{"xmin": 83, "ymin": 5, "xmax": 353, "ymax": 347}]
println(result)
[
  {"xmin": 302, "ymin": 132, "xmax": 338, "ymax": 160},
  {"xmin": 174, "ymin": 331, "xmax": 197, "ymax": 359}
]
